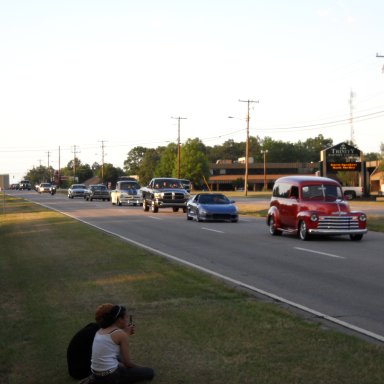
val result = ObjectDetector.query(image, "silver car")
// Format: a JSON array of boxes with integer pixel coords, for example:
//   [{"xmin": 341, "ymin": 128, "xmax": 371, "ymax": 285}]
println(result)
[
  {"xmin": 68, "ymin": 184, "xmax": 87, "ymax": 199},
  {"xmin": 38, "ymin": 182, "xmax": 52, "ymax": 193}
]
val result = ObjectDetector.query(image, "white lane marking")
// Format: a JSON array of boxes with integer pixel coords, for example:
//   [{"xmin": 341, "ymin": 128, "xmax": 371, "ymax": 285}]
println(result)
[
  {"xmin": 148, "ymin": 216, "xmax": 162, "ymax": 220},
  {"xmin": 294, "ymin": 247, "xmax": 346, "ymax": 259},
  {"xmin": 30, "ymin": 200, "xmax": 384, "ymax": 344},
  {"xmin": 201, "ymin": 227, "xmax": 225, "ymax": 234}
]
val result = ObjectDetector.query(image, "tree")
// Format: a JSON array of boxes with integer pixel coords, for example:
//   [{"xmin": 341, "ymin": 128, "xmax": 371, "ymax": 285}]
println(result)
[
  {"xmin": 61, "ymin": 157, "xmax": 93, "ymax": 183},
  {"xmin": 259, "ymin": 137, "xmax": 297, "ymax": 162},
  {"xmin": 365, "ymin": 152, "xmax": 381, "ymax": 161},
  {"xmin": 137, "ymin": 148, "xmax": 160, "ymax": 185},
  {"xmin": 206, "ymin": 139, "xmax": 245, "ymax": 162},
  {"xmin": 25, "ymin": 165, "xmax": 53, "ymax": 186},
  {"xmin": 154, "ymin": 143, "xmax": 177, "ymax": 177},
  {"xmin": 179, "ymin": 138, "xmax": 210, "ymax": 186},
  {"xmin": 96, "ymin": 163, "xmax": 124, "ymax": 186},
  {"xmin": 124, "ymin": 146, "xmax": 148, "ymax": 175},
  {"xmin": 296, "ymin": 135, "xmax": 333, "ymax": 162}
]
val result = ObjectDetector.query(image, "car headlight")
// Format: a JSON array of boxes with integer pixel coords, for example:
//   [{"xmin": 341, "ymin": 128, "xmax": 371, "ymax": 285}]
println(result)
[
  {"xmin": 310, "ymin": 214, "xmax": 318, "ymax": 222},
  {"xmin": 199, "ymin": 208, "xmax": 207, "ymax": 215},
  {"xmin": 359, "ymin": 213, "xmax": 367, "ymax": 222},
  {"xmin": 154, "ymin": 192, "xmax": 162, "ymax": 199}
]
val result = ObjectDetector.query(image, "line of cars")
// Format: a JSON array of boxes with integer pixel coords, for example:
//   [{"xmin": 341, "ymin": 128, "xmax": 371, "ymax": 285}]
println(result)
[
  {"xmin": 64, "ymin": 178, "xmax": 239, "ymax": 222},
  {"xmin": 52, "ymin": 175, "xmax": 369, "ymax": 242}
]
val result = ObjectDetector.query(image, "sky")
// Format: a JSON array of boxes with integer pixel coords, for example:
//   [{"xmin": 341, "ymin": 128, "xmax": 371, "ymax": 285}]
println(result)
[{"xmin": 1, "ymin": 0, "xmax": 384, "ymax": 182}]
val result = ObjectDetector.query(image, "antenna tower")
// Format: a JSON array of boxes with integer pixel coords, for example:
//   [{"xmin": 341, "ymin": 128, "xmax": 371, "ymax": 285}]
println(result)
[{"xmin": 349, "ymin": 89, "xmax": 355, "ymax": 144}]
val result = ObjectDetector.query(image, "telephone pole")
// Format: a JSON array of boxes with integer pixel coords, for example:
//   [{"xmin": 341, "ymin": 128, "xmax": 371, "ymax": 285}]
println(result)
[
  {"xmin": 98, "ymin": 140, "xmax": 107, "ymax": 183},
  {"xmin": 72, "ymin": 145, "xmax": 80, "ymax": 182},
  {"xmin": 58, "ymin": 146, "xmax": 61, "ymax": 188},
  {"xmin": 171, "ymin": 116, "xmax": 187, "ymax": 179},
  {"xmin": 239, "ymin": 99, "xmax": 259, "ymax": 196},
  {"xmin": 47, "ymin": 151, "xmax": 51, "ymax": 182}
]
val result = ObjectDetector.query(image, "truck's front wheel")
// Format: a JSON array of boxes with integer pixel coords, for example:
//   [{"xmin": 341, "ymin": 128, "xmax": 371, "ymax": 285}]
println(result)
[{"xmin": 151, "ymin": 201, "xmax": 159, "ymax": 213}]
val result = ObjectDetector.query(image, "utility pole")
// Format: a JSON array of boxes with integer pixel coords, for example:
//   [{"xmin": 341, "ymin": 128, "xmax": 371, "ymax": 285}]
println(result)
[
  {"xmin": 98, "ymin": 140, "xmax": 106, "ymax": 183},
  {"xmin": 72, "ymin": 145, "xmax": 80, "ymax": 182},
  {"xmin": 171, "ymin": 116, "xmax": 187, "ymax": 179},
  {"xmin": 239, "ymin": 99, "xmax": 259, "ymax": 196},
  {"xmin": 58, "ymin": 146, "xmax": 61, "ymax": 188},
  {"xmin": 47, "ymin": 151, "xmax": 51, "ymax": 182}
]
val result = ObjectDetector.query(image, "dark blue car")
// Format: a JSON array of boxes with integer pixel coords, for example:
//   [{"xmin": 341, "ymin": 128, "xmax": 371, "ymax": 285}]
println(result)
[{"xmin": 186, "ymin": 193, "xmax": 238, "ymax": 222}]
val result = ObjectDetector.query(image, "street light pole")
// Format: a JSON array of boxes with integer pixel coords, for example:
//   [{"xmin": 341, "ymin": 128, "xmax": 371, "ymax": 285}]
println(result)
[
  {"xmin": 239, "ymin": 99, "xmax": 258, "ymax": 196},
  {"xmin": 171, "ymin": 116, "xmax": 187, "ymax": 179},
  {"xmin": 261, "ymin": 149, "xmax": 269, "ymax": 190}
]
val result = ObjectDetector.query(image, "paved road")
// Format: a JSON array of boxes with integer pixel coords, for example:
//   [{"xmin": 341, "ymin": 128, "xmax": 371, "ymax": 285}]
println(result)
[{"xmin": 7, "ymin": 191, "xmax": 384, "ymax": 343}]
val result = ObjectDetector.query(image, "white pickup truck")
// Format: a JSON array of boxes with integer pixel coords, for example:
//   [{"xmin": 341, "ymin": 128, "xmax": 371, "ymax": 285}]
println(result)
[
  {"xmin": 342, "ymin": 186, "xmax": 363, "ymax": 199},
  {"xmin": 110, "ymin": 180, "xmax": 143, "ymax": 206}
]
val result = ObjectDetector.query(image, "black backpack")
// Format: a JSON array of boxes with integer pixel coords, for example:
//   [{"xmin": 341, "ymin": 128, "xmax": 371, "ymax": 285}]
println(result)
[{"xmin": 67, "ymin": 322, "xmax": 100, "ymax": 379}]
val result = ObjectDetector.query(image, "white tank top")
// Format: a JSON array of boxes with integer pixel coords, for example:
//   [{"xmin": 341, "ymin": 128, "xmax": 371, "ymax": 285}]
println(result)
[{"xmin": 91, "ymin": 330, "xmax": 120, "ymax": 372}]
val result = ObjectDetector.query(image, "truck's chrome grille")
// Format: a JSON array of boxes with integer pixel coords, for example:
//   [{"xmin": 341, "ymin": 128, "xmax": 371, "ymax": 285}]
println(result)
[
  {"xmin": 163, "ymin": 192, "xmax": 185, "ymax": 200},
  {"xmin": 318, "ymin": 216, "xmax": 359, "ymax": 230}
]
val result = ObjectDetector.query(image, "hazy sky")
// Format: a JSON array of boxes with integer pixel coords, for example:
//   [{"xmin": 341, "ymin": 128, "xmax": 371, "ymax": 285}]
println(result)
[{"xmin": 1, "ymin": 0, "xmax": 384, "ymax": 181}]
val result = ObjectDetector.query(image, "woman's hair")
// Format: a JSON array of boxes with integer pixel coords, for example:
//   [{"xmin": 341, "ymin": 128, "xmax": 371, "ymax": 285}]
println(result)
[
  {"xmin": 95, "ymin": 303, "xmax": 114, "ymax": 324},
  {"xmin": 98, "ymin": 305, "xmax": 126, "ymax": 328}
]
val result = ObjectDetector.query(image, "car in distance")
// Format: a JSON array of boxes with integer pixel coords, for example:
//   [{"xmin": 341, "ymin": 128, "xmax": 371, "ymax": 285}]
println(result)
[
  {"xmin": 68, "ymin": 184, "xmax": 87, "ymax": 199},
  {"xmin": 267, "ymin": 176, "xmax": 367, "ymax": 241},
  {"xmin": 19, "ymin": 180, "xmax": 32, "ymax": 190},
  {"xmin": 141, "ymin": 177, "xmax": 190, "ymax": 213},
  {"xmin": 38, "ymin": 182, "xmax": 52, "ymax": 193},
  {"xmin": 84, "ymin": 184, "xmax": 110, "ymax": 201},
  {"xmin": 179, "ymin": 179, "xmax": 192, "ymax": 192},
  {"xmin": 111, "ymin": 180, "xmax": 142, "ymax": 206},
  {"xmin": 186, "ymin": 193, "xmax": 238, "ymax": 222}
]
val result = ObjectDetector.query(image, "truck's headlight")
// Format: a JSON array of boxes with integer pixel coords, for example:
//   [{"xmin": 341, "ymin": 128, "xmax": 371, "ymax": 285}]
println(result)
[
  {"xmin": 359, "ymin": 214, "xmax": 367, "ymax": 222},
  {"xmin": 310, "ymin": 214, "xmax": 318, "ymax": 222},
  {"xmin": 154, "ymin": 193, "xmax": 162, "ymax": 199}
]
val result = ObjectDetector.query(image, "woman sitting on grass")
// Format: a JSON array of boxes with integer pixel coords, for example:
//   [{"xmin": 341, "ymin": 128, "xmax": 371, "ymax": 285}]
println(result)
[{"xmin": 90, "ymin": 304, "xmax": 154, "ymax": 383}]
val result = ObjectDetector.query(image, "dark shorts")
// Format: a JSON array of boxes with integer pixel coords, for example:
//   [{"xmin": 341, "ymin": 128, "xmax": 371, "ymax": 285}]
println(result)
[{"xmin": 91, "ymin": 365, "xmax": 154, "ymax": 384}]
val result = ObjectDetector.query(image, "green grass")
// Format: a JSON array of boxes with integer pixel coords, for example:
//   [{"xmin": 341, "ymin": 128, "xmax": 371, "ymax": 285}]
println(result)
[
  {"xmin": 366, "ymin": 216, "xmax": 384, "ymax": 232},
  {"xmin": 1, "ymin": 195, "xmax": 384, "ymax": 384}
]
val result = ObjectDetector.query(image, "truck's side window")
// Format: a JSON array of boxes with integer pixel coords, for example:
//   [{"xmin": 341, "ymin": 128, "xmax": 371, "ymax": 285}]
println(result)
[
  {"xmin": 290, "ymin": 186, "xmax": 299, "ymax": 199},
  {"xmin": 273, "ymin": 183, "xmax": 291, "ymax": 198}
]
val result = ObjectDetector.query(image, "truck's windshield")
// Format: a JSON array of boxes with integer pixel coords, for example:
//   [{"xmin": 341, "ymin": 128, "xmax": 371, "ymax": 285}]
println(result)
[
  {"xmin": 121, "ymin": 182, "xmax": 140, "ymax": 190},
  {"xmin": 301, "ymin": 184, "xmax": 343, "ymax": 201}
]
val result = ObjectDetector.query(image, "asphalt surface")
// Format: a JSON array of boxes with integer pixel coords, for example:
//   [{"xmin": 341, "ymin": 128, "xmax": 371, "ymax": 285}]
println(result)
[{"xmin": 6, "ymin": 190, "xmax": 384, "ymax": 343}]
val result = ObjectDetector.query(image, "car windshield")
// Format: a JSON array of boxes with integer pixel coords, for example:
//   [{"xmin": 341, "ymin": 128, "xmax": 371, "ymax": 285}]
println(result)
[
  {"xmin": 73, "ymin": 185, "xmax": 85, "ymax": 189},
  {"xmin": 155, "ymin": 179, "xmax": 182, "ymax": 189},
  {"xmin": 301, "ymin": 184, "xmax": 342, "ymax": 201},
  {"xmin": 198, "ymin": 194, "xmax": 230, "ymax": 204},
  {"xmin": 121, "ymin": 182, "xmax": 140, "ymax": 190}
]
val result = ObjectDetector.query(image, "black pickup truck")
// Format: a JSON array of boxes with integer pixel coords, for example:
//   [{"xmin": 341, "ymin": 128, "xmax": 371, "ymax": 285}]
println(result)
[{"xmin": 140, "ymin": 178, "xmax": 190, "ymax": 213}]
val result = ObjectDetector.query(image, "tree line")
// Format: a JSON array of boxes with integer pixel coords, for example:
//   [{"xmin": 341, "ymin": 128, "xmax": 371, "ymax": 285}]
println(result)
[{"xmin": 24, "ymin": 135, "xmax": 383, "ymax": 188}]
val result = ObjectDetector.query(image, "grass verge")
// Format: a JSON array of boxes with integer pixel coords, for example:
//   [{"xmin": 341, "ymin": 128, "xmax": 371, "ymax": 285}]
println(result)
[{"xmin": 1, "ymin": 195, "xmax": 384, "ymax": 384}]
